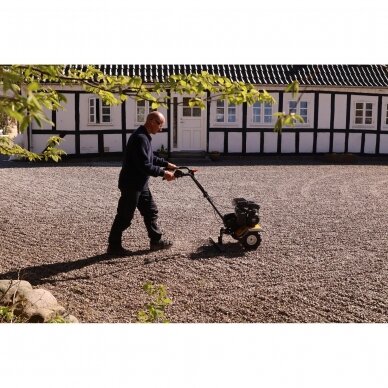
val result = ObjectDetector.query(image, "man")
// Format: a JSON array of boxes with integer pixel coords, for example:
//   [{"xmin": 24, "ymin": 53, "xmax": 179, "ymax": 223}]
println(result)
[{"xmin": 107, "ymin": 111, "xmax": 177, "ymax": 256}]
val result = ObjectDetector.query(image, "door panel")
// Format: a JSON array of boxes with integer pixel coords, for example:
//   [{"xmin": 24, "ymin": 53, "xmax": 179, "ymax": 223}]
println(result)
[
  {"xmin": 172, "ymin": 94, "xmax": 206, "ymax": 151},
  {"xmin": 182, "ymin": 129, "xmax": 201, "ymax": 150}
]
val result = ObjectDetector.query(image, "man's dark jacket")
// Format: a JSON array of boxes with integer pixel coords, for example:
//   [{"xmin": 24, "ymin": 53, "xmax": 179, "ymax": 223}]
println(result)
[{"xmin": 118, "ymin": 126, "xmax": 168, "ymax": 190}]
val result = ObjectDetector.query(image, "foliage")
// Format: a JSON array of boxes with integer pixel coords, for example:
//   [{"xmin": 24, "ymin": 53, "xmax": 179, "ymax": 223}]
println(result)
[
  {"xmin": 47, "ymin": 314, "xmax": 67, "ymax": 323},
  {"xmin": 0, "ymin": 135, "xmax": 66, "ymax": 162},
  {"xmin": 0, "ymin": 65, "xmax": 302, "ymax": 161},
  {"xmin": 0, "ymin": 112, "xmax": 16, "ymax": 135},
  {"xmin": 156, "ymin": 144, "xmax": 168, "ymax": 158},
  {"xmin": 0, "ymin": 303, "xmax": 69, "ymax": 323},
  {"xmin": 274, "ymin": 112, "xmax": 304, "ymax": 132},
  {"xmin": 0, "ymin": 280, "xmax": 69, "ymax": 323},
  {"xmin": 0, "ymin": 305, "xmax": 15, "ymax": 323},
  {"xmin": 137, "ymin": 281, "xmax": 172, "ymax": 323}
]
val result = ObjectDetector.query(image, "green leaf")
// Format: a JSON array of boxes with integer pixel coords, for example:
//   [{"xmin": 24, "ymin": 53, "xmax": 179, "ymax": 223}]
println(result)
[
  {"xmin": 27, "ymin": 81, "xmax": 40, "ymax": 92},
  {"xmin": 285, "ymin": 80, "xmax": 300, "ymax": 98}
]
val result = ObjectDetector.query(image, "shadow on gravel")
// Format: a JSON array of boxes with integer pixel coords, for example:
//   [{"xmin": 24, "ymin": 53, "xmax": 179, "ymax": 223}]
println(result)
[
  {"xmin": 0, "ymin": 159, "xmax": 122, "ymax": 169},
  {"xmin": 167, "ymin": 154, "xmax": 388, "ymax": 167},
  {"xmin": 0, "ymin": 249, "xmax": 151, "ymax": 285},
  {"xmin": 3, "ymin": 154, "xmax": 388, "ymax": 169},
  {"xmin": 189, "ymin": 242, "xmax": 246, "ymax": 260}
]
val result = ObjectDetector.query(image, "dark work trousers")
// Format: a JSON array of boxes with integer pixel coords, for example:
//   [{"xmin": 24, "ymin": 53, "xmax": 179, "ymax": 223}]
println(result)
[{"xmin": 108, "ymin": 187, "xmax": 162, "ymax": 247}]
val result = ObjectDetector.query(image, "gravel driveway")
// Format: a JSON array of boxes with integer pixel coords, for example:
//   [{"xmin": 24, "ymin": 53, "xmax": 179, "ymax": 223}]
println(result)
[{"xmin": 1, "ymin": 155, "xmax": 388, "ymax": 322}]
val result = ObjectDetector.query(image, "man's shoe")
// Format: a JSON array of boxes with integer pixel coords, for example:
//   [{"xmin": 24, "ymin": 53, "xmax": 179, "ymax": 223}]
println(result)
[
  {"xmin": 106, "ymin": 245, "xmax": 131, "ymax": 257},
  {"xmin": 150, "ymin": 238, "xmax": 173, "ymax": 251}
]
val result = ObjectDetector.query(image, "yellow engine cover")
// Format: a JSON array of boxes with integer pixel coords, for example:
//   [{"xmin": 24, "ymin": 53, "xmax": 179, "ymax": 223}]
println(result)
[{"xmin": 234, "ymin": 224, "xmax": 263, "ymax": 238}]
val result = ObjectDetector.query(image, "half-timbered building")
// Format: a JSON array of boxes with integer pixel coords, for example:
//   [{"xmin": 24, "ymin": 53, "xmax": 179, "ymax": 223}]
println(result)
[{"xmin": 25, "ymin": 65, "xmax": 388, "ymax": 156}]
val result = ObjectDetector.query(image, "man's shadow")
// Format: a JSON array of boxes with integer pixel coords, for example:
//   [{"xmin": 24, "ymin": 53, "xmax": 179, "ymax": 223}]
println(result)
[{"xmin": 0, "ymin": 249, "xmax": 150, "ymax": 286}]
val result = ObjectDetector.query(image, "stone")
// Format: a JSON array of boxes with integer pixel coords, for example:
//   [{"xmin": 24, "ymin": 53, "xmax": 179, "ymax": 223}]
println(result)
[
  {"xmin": 66, "ymin": 315, "xmax": 79, "ymax": 323},
  {"xmin": 22, "ymin": 289, "xmax": 58, "ymax": 310},
  {"xmin": 0, "ymin": 279, "xmax": 33, "ymax": 304},
  {"xmin": 0, "ymin": 279, "xmax": 79, "ymax": 323}
]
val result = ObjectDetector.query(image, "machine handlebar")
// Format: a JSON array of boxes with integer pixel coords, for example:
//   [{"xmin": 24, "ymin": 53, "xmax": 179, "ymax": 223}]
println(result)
[{"xmin": 173, "ymin": 166, "xmax": 198, "ymax": 178}]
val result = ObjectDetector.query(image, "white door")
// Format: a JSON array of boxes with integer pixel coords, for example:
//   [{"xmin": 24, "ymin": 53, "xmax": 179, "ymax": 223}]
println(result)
[{"xmin": 171, "ymin": 94, "xmax": 206, "ymax": 151}]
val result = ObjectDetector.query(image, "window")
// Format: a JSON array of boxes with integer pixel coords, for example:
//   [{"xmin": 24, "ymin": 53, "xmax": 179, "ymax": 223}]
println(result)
[
  {"xmin": 89, "ymin": 98, "xmax": 111, "ymax": 124},
  {"xmin": 216, "ymin": 100, "xmax": 236, "ymax": 123},
  {"xmin": 354, "ymin": 102, "xmax": 373, "ymax": 125},
  {"xmin": 136, "ymin": 100, "xmax": 152, "ymax": 123},
  {"xmin": 182, "ymin": 98, "xmax": 201, "ymax": 117},
  {"xmin": 386, "ymin": 104, "xmax": 388, "ymax": 125},
  {"xmin": 252, "ymin": 101, "xmax": 273, "ymax": 124},
  {"xmin": 350, "ymin": 97, "xmax": 378, "ymax": 130},
  {"xmin": 289, "ymin": 100, "xmax": 309, "ymax": 123}
]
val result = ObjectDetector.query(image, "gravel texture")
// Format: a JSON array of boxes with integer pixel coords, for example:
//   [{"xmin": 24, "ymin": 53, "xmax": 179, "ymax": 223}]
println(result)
[{"xmin": 1, "ymin": 155, "xmax": 388, "ymax": 323}]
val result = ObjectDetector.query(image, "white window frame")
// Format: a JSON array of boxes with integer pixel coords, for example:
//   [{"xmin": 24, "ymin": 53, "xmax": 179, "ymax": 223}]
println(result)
[
  {"xmin": 259, "ymin": 102, "xmax": 272, "ymax": 123},
  {"xmin": 354, "ymin": 101, "xmax": 374, "ymax": 126},
  {"xmin": 247, "ymin": 92, "xmax": 279, "ymax": 128},
  {"xmin": 88, "ymin": 97, "xmax": 111, "ymax": 125},
  {"xmin": 283, "ymin": 93, "xmax": 314, "ymax": 128},
  {"xmin": 385, "ymin": 103, "xmax": 388, "ymax": 126},
  {"xmin": 216, "ymin": 100, "xmax": 236, "ymax": 123},
  {"xmin": 136, "ymin": 100, "xmax": 152, "ymax": 124},
  {"xmin": 211, "ymin": 97, "xmax": 241, "ymax": 127},
  {"xmin": 383, "ymin": 99, "xmax": 388, "ymax": 131},
  {"xmin": 350, "ymin": 96, "xmax": 378, "ymax": 130},
  {"xmin": 288, "ymin": 100, "xmax": 309, "ymax": 124},
  {"xmin": 182, "ymin": 97, "xmax": 202, "ymax": 117},
  {"xmin": 381, "ymin": 96, "xmax": 388, "ymax": 131},
  {"xmin": 251, "ymin": 101, "xmax": 274, "ymax": 125}
]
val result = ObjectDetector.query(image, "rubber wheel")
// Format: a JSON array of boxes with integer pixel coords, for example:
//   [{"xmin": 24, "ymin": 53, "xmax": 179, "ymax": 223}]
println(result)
[{"xmin": 240, "ymin": 232, "xmax": 261, "ymax": 250}]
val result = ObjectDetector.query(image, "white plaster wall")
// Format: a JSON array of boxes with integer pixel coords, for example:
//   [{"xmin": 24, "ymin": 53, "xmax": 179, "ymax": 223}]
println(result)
[
  {"xmin": 333, "ymin": 95, "xmax": 347, "ymax": 129},
  {"xmin": 318, "ymin": 93, "xmax": 331, "ymax": 129},
  {"xmin": 31, "ymin": 134, "xmax": 51, "ymax": 152},
  {"xmin": 281, "ymin": 133, "xmax": 295, "ymax": 153},
  {"xmin": 117, "ymin": 132, "xmax": 168, "ymax": 153},
  {"xmin": 59, "ymin": 135, "xmax": 76, "ymax": 154},
  {"xmin": 14, "ymin": 133, "xmax": 26, "ymax": 148},
  {"xmin": 31, "ymin": 107, "xmax": 52, "ymax": 130},
  {"xmin": 333, "ymin": 133, "xmax": 345, "ymax": 152},
  {"xmin": 228, "ymin": 133, "xmax": 242, "ymax": 153},
  {"xmin": 79, "ymin": 94, "xmax": 121, "ymax": 130},
  {"xmin": 246, "ymin": 132, "xmax": 261, "ymax": 153},
  {"xmin": 381, "ymin": 97, "xmax": 388, "ymax": 131},
  {"xmin": 104, "ymin": 134, "xmax": 123, "ymax": 153},
  {"xmin": 80, "ymin": 135, "xmax": 98, "ymax": 153},
  {"xmin": 208, "ymin": 132, "xmax": 224, "ymax": 152},
  {"xmin": 316, "ymin": 133, "xmax": 330, "ymax": 153},
  {"xmin": 364, "ymin": 134, "xmax": 376, "ymax": 154},
  {"xmin": 263, "ymin": 133, "xmax": 278, "ymax": 153},
  {"xmin": 379, "ymin": 134, "xmax": 388, "ymax": 153},
  {"xmin": 151, "ymin": 133, "xmax": 168, "ymax": 152},
  {"xmin": 56, "ymin": 94, "xmax": 75, "ymax": 131},
  {"xmin": 32, "ymin": 134, "xmax": 74, "ymax": 155},
  {"xmin": 299, "ymin": 133, "xmax": 314, "ymax": 153},
  {"xmin": 347, "ymin": 133, "xmax": 362, "ymax": 153}
]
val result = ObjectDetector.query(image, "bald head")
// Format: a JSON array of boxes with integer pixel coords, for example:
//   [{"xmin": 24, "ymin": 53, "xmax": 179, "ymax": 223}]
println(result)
[
  {"xmin": 144, "ymin": 111, "xmax": 165, "ymax": 134},
  {"xmin": 145, "ymin": 111, "xmax": 165, "ymax": 126}
]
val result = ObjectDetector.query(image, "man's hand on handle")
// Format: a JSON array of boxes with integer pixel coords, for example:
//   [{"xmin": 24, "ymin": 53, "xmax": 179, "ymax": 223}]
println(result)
[
  {"xmin": 163, "ymin": 170, "xmax": 176, "ymax": 181},
  {"xmin": 166, "ymin": 162, "xmax": 178, "ymax": 170},
  {"xmin": 163, "ymin": 163, "xmax": 177, "ymax": 181}
]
